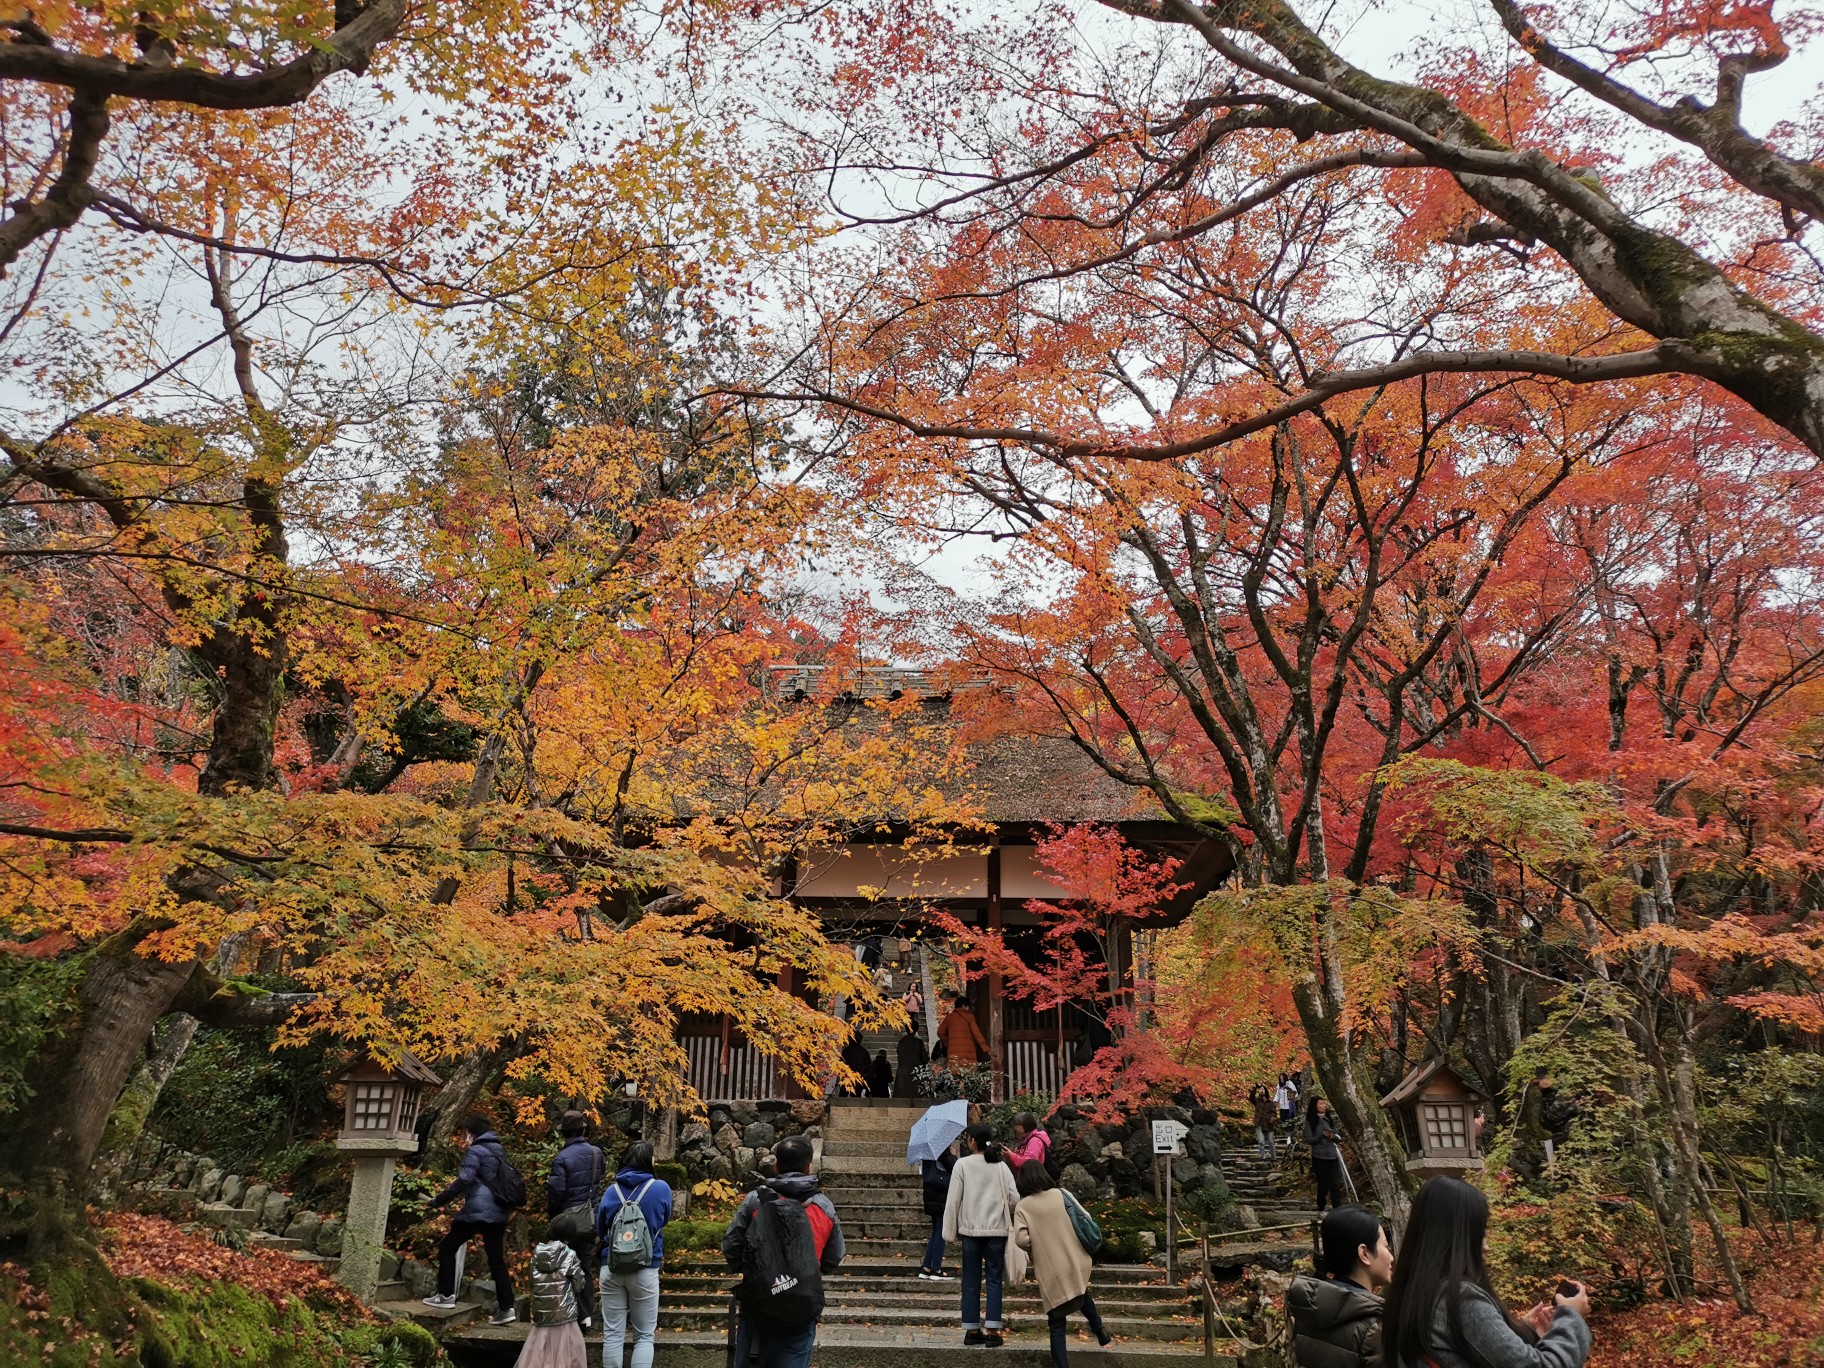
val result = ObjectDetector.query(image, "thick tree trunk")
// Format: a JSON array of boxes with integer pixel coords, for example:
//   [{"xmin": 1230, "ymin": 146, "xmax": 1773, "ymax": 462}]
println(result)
[
  {"xmin": 1290, "ymin": 976, "xmax": 1417, "ymax": 1230},
  {"xmin": 419, "ymin": 1040, "xmax": 522, "ymax": 1168},
  {"xmin": 12, "ymin": 926, "xmax": 201, "ymax": 1218}
]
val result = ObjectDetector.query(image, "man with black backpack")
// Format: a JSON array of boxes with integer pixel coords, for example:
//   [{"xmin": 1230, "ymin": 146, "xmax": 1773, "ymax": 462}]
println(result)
[
  {"xmin": 424, "ymin": 1113, "xmax": 525, "ymax": 1325},
  {"xmin": 722, "ymin": 1136, "xmax": 846, "ymax": 1368}
]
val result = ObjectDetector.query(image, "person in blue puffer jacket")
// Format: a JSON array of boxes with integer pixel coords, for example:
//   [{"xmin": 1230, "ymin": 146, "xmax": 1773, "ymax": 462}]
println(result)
[
  {"xmin": 546, "ymin": 1112, "xmax": 604, "ymax": 1327},
  {"xmin": 595, "ymin": 1141, "xmax": 673, "ymax": 1368},
  {"xmin": 423, "ymin": 1114, "xmax": 517, "ymax": 1325}
]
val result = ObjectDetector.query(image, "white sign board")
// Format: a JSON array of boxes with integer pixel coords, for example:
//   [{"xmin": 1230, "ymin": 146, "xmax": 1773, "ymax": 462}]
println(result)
[{"xmin": 1151, "ymin": 1119, "xmax": 1189, "ymax": 1155}]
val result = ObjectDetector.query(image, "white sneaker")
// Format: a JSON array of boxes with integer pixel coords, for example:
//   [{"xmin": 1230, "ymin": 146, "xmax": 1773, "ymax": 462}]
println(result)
[{"xmin": 421, "ymin": 1294, "xmax": 457, "ymax": 1309}]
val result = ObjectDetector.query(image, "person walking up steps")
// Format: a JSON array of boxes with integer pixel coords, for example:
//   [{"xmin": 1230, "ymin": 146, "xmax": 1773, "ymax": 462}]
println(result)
[
  {"xmin": 938, "ymin": 989, "xmax": 991, "ymax": 1068},
  {"xmin": 546, "ymin": 1111, "xmax": 604, "ymax": 1330},
  {"xmin": 723, "ymin": 1136, "xmax": 846, "ymax": 1368},
  {"xmin": 1252, "ymin": 1085, "xmax": 1278, "ymax": 1160},
  {"xmin": 596, "ymin": 1140, "xmax": 673, "ymax": 1368},
  {"xmin": 1012, "ymin": 1161, "xmax": 1112, "ymax": 1366},
  {"xmin": 919, "ymin": 1143, "xmax": 958, "ymax": 1280},
  {"xmin": 1307, "ymin": 1096, "xmax": 1348, "ymax": 1212},
  {"xmin": 943, "ymin": 1122, "xmax": 1020, "ymax": 1347},
  {"xmin": 424, "ymin": 1114, "xmax": 520, "ymax": 1325},
  {"xmin": 515, "ymin": 1236, "xmax": 589, "ymax": 1368}
]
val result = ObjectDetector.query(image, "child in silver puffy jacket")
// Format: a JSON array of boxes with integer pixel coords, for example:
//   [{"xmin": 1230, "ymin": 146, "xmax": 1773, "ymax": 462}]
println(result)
[{"xmin": 513, "ymin": 1239, "xmax": 587, "ymax": 1368}]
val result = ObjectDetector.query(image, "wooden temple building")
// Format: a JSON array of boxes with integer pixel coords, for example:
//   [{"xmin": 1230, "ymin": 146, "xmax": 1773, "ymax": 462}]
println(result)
[{"xmin": 679, "ymin": 666, "xmax": 1234, "ymax": 1103}]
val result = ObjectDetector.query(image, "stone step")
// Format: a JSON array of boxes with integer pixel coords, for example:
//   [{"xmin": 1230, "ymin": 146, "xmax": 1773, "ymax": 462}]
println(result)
[
  {"xmin": 248, "ymin": 1233, "xmax": 305, "ymax": 1252},
  {"xmin": 820, "ymin": 1155, "xmax": 919, "ymax": 1176},
  {"xmin": 443, "ymin": 1324, "xmax": 1245, "ymax": 1367},
  {"xmin": 668, "ymin": 1255, "xmax": 1172, "ymax": 1283},
  {"xmin": 197, "ymin": 1203, "xmax": 259, "ymax": 1230},
  {"xmin": 665, "ymin": 1290, "xmax": 1197, "ymax": 1318},
  {"xmin": 665, "ymin": 1274, "xmax": 1195, "ymax": 1305},
  {"xmin": 651, "ymin": 1305, "xmax": 1204, "ymax": 1339},
  {"xmin": 821, "ymin": 1139, "xmax": 917, "ymax": 1160},
  {"xmin": 375, "ymin": 1297, "xmax": 485, "ymax": 1333}
]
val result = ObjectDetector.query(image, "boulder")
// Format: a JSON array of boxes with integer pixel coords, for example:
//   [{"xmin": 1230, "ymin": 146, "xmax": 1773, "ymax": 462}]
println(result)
[
  {"xmin": 713, "ymin": 1124, "xmax": 741, "ymax": 1154},
  {"xmin": 803, "ymin": 1125, "xmax": 822, "ymax": 1140},
  {"xmin": 730, "ymin": 1101, "xmax": 760, "ymax": 1127},
  {"xmin": 1099, "ymin": 1141, "xmax": 1124, "ymax": 1161},
  {"xmin": 789, "ymin": 1100, "xmax": 826, "ymax": 1127},
  {"xmin": 315, "ymin": 1220, "xmax": 345, "ymax": 1257},
  {"xmin": 1059, "ymin": 1163, "xmax": 1098, "ymax": 1201},
  {"xmin": 680, "ymin": 1121, "xmax": 712, "ymax": 1149},
  {"xmin": 220, "ymin": 1175, "xmax": 247, "ymax": 1209},
  {"xmin": 706, "ymin": 1153, "xmax": 733, "ymax": 1180},
  {"xmin": 379, "ymin": 1251, "xmax": 403, "ymax": 1284},
  {"xmin": 1196, "ymin": 1163, "xmax": 1225, "ymax": 1194},
  {"xmin": 1171, "ymin": 1156, "xmax": 1198, "ymax": 1186},
  {"xmin": 259, "ymin": 1191, "xmax": 292, "ymax": 1233},
  {"xmin": 1137, "ymin": 1230, "xmax": 1158, "ymax": 1255},
  {"xmin": 709, "ymin": 1108, "xmax": 733, "ymax": 1133},
  {"xmin": 734, "ymin": 1146, "xmax": 757, "ymax": 1173},
  {"xmin": 197, "ymin": 1169, "xmax": 225, "ymax": 1203},
  {"xmin": 285, "ymin": 1212, "xmax": 323, "ymax": 1247},
  {"xmin": 243, "ymin": 1183, "xmax": 272, "ymax": 1216},
  {"xmin": 1106, "ymin": 1157, "xmax": 1142, "ymax": 1198},
  {"xmin": 1184, "ymin": 1125, "xmax": 1223, "ymax": 1165},
  {"xmin": 1236, "ymin": 1204, "xmax": 1262, "ymax": 1230},
  {"xmin": 741, "ymin": 1122, "xmax": 776, "ymax": 1150}
]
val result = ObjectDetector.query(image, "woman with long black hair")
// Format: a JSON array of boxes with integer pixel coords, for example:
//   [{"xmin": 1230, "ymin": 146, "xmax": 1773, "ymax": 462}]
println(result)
[
  {"xmin": 1286, "ymin": 1204, "xmax": 1392, "ymax": 1368},
  {"xmin": 1306, "ymin": 1096, "xmax": 1347, "ymax": 1213},
  {"xmin": 1382, "ymin": 1177, "xmax": 1591, "ymax": 1368}
]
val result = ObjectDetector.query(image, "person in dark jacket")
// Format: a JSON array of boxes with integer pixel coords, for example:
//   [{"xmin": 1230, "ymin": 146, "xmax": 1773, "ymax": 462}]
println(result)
[
  {"xmin": 868, "ymin": 1049, "xmax": 895, "ymax": 1097},
  {"xmin": 546, "ymin": 1111, "xmax": 604, "ymax": 1328},
  {"xmin": 893, "ymin": 1030, "xmax": 928, "ymax": 1099},
  {"xmin": 1307, "ymin": 1096, "xmax": 1347, "ymax": 1212},
  {"xmin": 1287, "ymin": 1204, "xmax": 1393, "ymax": 1368},
  {"xmin": 596, "ymin": 1140, "xmax": 673, "ymax": 1368},
  {"xmin": 723, "ymin": 1136, "xmax": 846, "ymax": 1368},
  {"xmin": 423, "ymin": 1114, "xmax": 517, "ymax": 1324},
  {"xmin": 840, "ymin": 1037, "xmax": 873, "ymax": 1097},
  {"xmin": 919, "ymin": 1145, "xmax": 957, "ymax": 1279}
]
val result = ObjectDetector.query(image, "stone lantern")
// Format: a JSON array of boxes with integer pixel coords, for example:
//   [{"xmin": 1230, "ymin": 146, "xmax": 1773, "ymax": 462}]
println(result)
[
  {"xmin": 331, "ymin": 1049, "xmax": 441, "ymax": 1301},
  {"xmin": 1379, "ymin": 1056, "xmax": 1483, "ymax": 1178}
]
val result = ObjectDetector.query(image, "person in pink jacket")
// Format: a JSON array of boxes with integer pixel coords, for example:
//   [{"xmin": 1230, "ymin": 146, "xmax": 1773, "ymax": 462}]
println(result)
[{"xmin": 1008, "ymin": 1113, "xmax": 1051, "ymax": 1169}]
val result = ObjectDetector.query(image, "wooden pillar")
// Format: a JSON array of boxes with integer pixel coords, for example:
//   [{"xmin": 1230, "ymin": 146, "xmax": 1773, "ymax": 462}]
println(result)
[
  {"xmin": 778, "ymin": 961, "xmax": 803, "ymax": 1100},
  {"xmin": 987, "ymin": 841, "xmax": 1005, "ymax": 1103}
]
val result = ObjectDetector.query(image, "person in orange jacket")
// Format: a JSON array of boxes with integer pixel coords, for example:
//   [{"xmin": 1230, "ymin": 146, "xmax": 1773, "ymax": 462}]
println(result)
[{"xmin": 937, "ymin": 990, "xmax": 990, "ymax": 1067}]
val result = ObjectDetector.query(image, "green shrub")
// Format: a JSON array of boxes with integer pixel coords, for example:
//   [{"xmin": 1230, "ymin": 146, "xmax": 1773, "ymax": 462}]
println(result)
[
  {"xmin": 663, "ymin": 1218, "xmax": 729, "ymax": 1260},
  {"xmin": 1100, "ymin": 1230, "xmax": 1152, "ymax": 1264},
  {"xmin": 0, "ymin": 952, "xmax": 85, "ymax": 1123}
]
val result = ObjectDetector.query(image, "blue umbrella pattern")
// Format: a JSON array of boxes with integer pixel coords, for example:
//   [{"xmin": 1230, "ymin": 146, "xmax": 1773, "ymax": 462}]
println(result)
[{"xmin": 906, "ymin": 1099, "xmax": 971, "ymax": 1165}]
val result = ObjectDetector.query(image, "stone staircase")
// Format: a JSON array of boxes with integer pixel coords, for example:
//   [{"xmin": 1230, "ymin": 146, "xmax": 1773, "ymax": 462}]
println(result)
[{"xmin": 445, "ymin": 1098, "xmax": 1256, "ymax": 1366}]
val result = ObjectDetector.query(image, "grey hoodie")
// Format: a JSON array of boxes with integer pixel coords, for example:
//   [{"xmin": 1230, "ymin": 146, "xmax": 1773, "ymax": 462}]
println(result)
[{"xmin": 1417, "ymin": 1287, "xmax": 1591, "ymax": 1368}]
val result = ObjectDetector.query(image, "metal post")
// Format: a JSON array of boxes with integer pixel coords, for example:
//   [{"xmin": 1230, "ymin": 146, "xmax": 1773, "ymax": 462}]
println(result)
[
  {"xmin": 1201, "ymin": 1221, "xmax": 1214, "ymax": 1363},
  {"xmin": 1166, "ymin": 1150, "xmax": 1177, "ymax": 1284}
]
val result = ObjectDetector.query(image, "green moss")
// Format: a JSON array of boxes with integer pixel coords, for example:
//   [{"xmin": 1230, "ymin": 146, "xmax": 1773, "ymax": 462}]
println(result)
[{"xmin": 0, "ymin": 1244, "xmax": 395, "ymax": 1368}]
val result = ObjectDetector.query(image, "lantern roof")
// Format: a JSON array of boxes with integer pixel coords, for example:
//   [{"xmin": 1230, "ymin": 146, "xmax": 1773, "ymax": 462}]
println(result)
[
  {"xmin": 1379, "ymin": 1055, "xmax": 1481, "ymax": 1110},
  {"xmin": 330, "ymin": 1047, "xmax": 442, "ymax": 1088}
]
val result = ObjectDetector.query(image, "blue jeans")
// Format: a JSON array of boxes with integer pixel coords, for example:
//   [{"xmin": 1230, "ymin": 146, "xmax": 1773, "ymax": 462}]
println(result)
[
  {"xmin": 1255, "ymin": 1124, "xmax": 1273, "ymax": 1158},
  {"xmin": 734, "ymin": 1319, "xmax": 817, "ymax": 1368},
  {"xmin": 960, "ymin": 1233, "xmax": 1005, "ymax": 1330},
  {"xmin": 600, "ymin": 1265, "xmax": 660, "ymax": 1368},
  {"xmin": 921, "ymin": 1211, "xmax": 946, "ymax": 1273}
]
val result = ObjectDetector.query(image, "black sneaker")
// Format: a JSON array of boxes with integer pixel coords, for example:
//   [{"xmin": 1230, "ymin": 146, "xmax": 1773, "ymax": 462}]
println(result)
[{"xmin": 964, "ymin": 1330, "xmax": 986, "ymax": 1346}]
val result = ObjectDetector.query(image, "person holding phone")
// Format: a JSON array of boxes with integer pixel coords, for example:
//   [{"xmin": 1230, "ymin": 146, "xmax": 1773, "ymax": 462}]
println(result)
[{"xmin": 1382, "ymin": 1177, "xmax": 1591, "ymax": 1368}]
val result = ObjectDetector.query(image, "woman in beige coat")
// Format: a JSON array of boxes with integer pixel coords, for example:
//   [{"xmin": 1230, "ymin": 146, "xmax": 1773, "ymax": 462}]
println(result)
[{"xmin": 1012, "ymin": 1161, "xmax": 1113, "ymax": 1366}]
